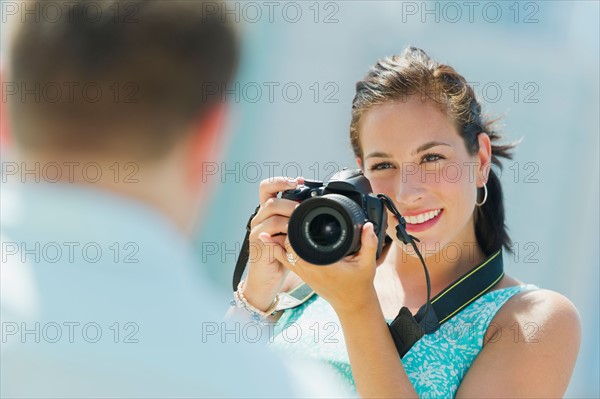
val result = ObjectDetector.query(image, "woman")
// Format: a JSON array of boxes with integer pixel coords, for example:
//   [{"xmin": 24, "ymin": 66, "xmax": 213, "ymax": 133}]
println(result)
[{"xmin": 237, "ymin": 47, "xmax": 581, "ymax": 397}]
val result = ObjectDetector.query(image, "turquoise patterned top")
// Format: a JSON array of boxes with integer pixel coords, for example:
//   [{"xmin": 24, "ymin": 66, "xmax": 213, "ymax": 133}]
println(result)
[{"xmin": 268, "ymin": 284, "xmax": 538, "ymax": 398}]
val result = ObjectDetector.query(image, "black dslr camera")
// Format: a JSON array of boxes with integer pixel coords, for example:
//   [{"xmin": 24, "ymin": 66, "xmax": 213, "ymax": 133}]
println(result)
[{"xmin": 281, "ymin": 168, "xmax": 388, "ymax": 265}]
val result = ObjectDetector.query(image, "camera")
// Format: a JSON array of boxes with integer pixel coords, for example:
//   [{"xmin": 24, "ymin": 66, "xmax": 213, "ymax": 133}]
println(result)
[{"xmin": 281, "ymin": 168, "xmax": 388, "ymax": 265}]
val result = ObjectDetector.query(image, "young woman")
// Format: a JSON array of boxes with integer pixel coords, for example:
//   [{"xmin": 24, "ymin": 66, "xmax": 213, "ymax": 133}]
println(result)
[{"xmin": 238, "ymin": 47, "xmax": 581, "ymax": 397}]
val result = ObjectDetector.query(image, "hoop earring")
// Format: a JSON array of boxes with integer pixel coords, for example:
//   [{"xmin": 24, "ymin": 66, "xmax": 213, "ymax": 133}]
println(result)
[{"xmin": 476, "ymin": 183, "xmax": 488, "ymax": 207}]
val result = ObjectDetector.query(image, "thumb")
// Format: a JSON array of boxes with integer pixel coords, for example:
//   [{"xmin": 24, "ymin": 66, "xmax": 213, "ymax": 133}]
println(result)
[{"xmin": 359, "ymin": 222, "xmax": 379, "ymax": 260}]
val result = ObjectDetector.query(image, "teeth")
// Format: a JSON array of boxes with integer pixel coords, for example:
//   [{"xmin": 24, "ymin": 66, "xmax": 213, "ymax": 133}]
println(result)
[{"xmin": 404, "ymin": 209, "xmax": 441, "ymax": 225}]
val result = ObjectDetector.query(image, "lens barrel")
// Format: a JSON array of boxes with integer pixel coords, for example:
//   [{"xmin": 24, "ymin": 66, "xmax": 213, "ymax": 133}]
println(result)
[{"xmin": 287, "ymin": 194, "xmax": 366, "ymax": 265}]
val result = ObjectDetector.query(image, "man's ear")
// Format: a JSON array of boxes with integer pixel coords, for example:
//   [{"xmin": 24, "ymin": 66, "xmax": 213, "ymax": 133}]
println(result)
[
  {"xmin": 0, "ymin": 70, "xmax": 11, "ymax": 148},
  {"xmin": 477, "ymin": 133, "xmax": 492, "ymax": 186},
  {"xmin": 356, "ymin": 157, "xmax": 363, "ymax": 171},
  {"xmin": 187, "ymin": 103, "xmax": 228, "ymax": 188}
]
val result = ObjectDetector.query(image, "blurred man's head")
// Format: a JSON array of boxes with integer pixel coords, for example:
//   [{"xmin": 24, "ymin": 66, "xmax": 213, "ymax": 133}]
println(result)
[{"xmin": 5, "ymin": 0, "xmax": 238, "ymax": 233}]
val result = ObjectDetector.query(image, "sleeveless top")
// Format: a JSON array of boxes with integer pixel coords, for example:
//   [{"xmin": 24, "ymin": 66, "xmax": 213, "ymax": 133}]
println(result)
[{"xmin": 268, "ymin": 284, "xmax": 538, "ymax": 398}]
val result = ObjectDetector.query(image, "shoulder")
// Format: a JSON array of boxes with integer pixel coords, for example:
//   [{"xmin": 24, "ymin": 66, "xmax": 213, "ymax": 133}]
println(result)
[
  {"xmin": 485, "ymin": 274, "xmax": 581, "ymax": 345},
  {"xmin": 456, "ymin": 287, "xmax": 581, "ymax": 397},
  {"xmin": 487, "ymin": 286, "xmax": 581, "ymax": 346}
]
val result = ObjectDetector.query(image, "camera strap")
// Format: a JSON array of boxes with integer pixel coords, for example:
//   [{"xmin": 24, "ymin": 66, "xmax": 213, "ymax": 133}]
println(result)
[
  {"xmin": 233, "ymin": 204, "xmax": 318, "ymax": 307},
  {"xmin": 232, "ymin": 204, "xmax": 504, "ymax": 358},
  {"xmin": 388, "ymin": 249, "xmax": 504, "ymax": 357},
  {"xmin": 376, "ymin": 194, "xmax": 505, "ymax": 357},
  {"xmin": 232, "ymin": 205, "xmax": 260, "ymax": 292}
]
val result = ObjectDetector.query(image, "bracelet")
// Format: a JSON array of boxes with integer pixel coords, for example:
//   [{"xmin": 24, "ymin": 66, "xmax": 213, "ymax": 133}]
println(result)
[{"xmin": 230, "ymin": 280, "xmax": 280, "ymax": 322}]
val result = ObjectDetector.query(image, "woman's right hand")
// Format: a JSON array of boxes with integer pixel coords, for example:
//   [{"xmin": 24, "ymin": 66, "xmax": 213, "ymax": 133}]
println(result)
[{"xmin": 241, "ymin": 176, "xmax": 304, "ymax": 312}]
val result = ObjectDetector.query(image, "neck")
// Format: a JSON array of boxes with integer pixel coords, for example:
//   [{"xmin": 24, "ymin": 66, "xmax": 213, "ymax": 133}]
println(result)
[
  {"xmin": 10, "ymin": 149, "xmax": 200, "ymax": 237},
  {"xmin": 379, "ymin": 239, "xmax": 487, "ymax": 310}
]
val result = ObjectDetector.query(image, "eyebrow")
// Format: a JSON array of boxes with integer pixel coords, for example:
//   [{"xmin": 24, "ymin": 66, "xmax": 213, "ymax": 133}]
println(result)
[
  {"xmin": 411, "ymin": 141, "xmax": 451, "ymax": 156},
  {"xmin": 364, "ymin": 141, "xmax": 452, "ymax": 159}
]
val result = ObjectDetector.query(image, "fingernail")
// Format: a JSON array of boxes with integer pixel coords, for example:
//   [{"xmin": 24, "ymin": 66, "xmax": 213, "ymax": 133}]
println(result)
[{"xmin": 367, "ymin": 223, "xmax": 375, "ymax": 235}]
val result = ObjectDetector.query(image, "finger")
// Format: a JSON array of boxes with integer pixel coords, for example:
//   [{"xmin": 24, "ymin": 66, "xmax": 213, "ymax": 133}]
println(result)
[
  {"xmin": 259, "ymin": 176, "xmax": 304, "ymax": 206},
  {"xmin": 267, "ymin": 237, "xmax": 293, "ymax": 270},
  {"xmin": 257, "ymin": 232, "xmax": 286, "ymax": 252},
  {"xmin": 251, "ymin": 215, "xmax": 290, "ymax": 239},
  {"xmin": 283, "ymin": 236, "xmax": 293, "ymax": 254},
  {"xmin": 256, "ymin": 232, "xmax": 289, "ymax": 265},
  {"xmin": 357, "ymin": 222, "xmax": 379, "ymax": 261},
  {"xmin": 270, "ymin": 234, "xmax": 287, "ymax": 248},
  {"xmin": 268, "ymin": 237, "xmax": 298, "ymax": 272},
  {"xmin": 251, "ymin": 197, "xmax": 299, "ymax": 228}
]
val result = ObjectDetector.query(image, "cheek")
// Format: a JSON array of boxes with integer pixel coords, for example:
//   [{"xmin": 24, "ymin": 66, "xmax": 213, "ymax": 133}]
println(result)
[
  {"xmin": 457, "ymin": 162, "xmax": 478, "ymax": 203},
  {"xmin": 365, "ymin": 176, "xmax": 397, "ymax": 234},
  {"xmin": 440, "ymin": 162, "xmax": 463, "ymax": 184},
  {"xmin": 364, "ymin": 172, "xmax": 393, "ymax": 197},
  {"xmin": 439, "ymin": 162, "xmax": 477, "ymax": 214}
]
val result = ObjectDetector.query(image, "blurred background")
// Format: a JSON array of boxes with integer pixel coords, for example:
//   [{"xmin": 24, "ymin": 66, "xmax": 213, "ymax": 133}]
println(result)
[
  {"xmin": 193, "ymin": 1, "xmax": 599, "ymax": 397},
  {"xmin": 1, "ymin": 1, "xmax": 598, "ymax": 397}
]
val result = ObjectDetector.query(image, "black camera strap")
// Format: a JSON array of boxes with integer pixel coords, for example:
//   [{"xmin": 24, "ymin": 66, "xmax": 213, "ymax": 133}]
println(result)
[
  {"xmin": 388, "ymin": 249, "xmax": 504, "ymax": 357},
  {"xmin": 232, "ymin": 205, "xmax": 260, "ymax": 291},
  {"xmin": 376, "ymin": 194, "xmax": 505, "ymax": 357},
  {"xmin": 232, "ymin": 203, "xmax": 504, "ymax": 358}
]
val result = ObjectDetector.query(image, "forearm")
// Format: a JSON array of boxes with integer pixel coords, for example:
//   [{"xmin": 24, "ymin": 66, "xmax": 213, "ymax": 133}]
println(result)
[{"xmin": 336, "ymin": 295, "xmax": 418, "ymax": 399}]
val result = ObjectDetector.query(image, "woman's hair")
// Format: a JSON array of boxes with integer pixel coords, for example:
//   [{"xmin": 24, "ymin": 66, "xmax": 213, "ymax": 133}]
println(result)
[{"xmin": 350, "ymin": 47, "xmax": 517, "ymax": 255}]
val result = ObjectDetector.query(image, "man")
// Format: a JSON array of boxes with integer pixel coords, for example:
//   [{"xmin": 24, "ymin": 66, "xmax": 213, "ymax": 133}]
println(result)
[{"xmin": 0, "ymin": 1, "xmax": 342, "ymax": 397}]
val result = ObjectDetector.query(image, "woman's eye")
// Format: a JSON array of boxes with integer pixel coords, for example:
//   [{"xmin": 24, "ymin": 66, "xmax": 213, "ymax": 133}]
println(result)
[
  {"xmin": 421, "ymin": 153, "xmax": 444, "ymax": 163},
  {"xmin": 369, "ymin": 162, "xmax": 394, "ymax": 171}
]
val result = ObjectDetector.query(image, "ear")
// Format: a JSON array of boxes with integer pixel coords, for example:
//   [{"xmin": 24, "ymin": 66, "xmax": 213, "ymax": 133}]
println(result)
[
  {"xmin": 476, "ymin": 133, "xmax": 492, "ymax": 187},
  {"xmin": 186, "ymin": 103, "xmax": 228, "ymax": 189},
  {"xmin": 0, "ymin": 70, "xmax": 11, "ymax": 148},
  {"xmin": 356, "ymin": 157, "xmax": 363, "ymax": 171}
]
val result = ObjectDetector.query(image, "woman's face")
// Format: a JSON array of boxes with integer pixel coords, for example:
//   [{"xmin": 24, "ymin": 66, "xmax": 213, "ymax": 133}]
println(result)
[{"xmin": 358, "ymin": 96, "xmax": 491, "ymax": 258}]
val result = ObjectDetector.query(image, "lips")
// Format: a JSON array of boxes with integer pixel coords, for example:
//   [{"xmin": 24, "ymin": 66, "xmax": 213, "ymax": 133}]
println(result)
[
  {"xmin": 395, "ymin": 208, "xmax": 444, "ymax": 234},
  {"xmin": 403, "ymin": 209, "xmax": 441, "ymax": 224}
]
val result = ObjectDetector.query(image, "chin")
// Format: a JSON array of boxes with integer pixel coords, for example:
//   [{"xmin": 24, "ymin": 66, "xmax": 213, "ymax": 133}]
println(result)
[
  {"xmin": 388, "ymin": 228, "xmax": 450, "ymax": 261},
  {"xmin": 403, "ymin": 238, "xmax": 442, "ymax": 258}
]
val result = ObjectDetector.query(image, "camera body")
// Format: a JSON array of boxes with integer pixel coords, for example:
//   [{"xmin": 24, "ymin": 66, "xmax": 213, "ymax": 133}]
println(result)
[{"xmin": 282, "ymin": 168, "xmax": 388, "ymax": 265}]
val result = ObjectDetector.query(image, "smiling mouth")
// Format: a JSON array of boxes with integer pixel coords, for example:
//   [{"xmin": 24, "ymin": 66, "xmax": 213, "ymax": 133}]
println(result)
[
  {"xmin": 403, "ymin": 209, "xmax": 442, "ymax": 225},
  {"xmin": 393, "ymin": 208, "xmax": 444, "ymax": 234}
]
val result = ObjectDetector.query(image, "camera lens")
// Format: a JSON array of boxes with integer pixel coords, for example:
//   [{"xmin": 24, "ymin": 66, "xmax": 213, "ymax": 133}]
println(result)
[
  {"xmin": 309, "ymin": 214, "xmax": 342, "ymax": 247},
  {"xmin": 303, "ymin": 207, "xmax": 347, "ymax": 252},
  {"xmin": 288, "ymin": 194, "xmax": 365, "ymax": 265}
]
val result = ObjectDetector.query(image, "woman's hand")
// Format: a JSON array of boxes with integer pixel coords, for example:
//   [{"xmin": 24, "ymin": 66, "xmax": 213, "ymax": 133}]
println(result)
[
  {"xmin": 260, "ymin": 221, "xmax": 381, "ymax": 314},
  {"xmin": 261, "ymin": 218, "xmax": 417, "ymax": 398},
  {"xmin": 242, "ymin": 176, "xmax": 303, "ymax": 312}
]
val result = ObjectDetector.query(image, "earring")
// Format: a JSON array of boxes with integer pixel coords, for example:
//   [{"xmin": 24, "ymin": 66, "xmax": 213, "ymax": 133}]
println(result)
[{"xmin": 476, "ymin": 183, "xmax": 488, "ymax": 207}]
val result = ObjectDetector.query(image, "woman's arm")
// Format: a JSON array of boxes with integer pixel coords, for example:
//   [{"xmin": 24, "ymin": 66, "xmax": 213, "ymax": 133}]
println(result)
[
  {"xmin": 267, "ymin": 223, "xmax": 420, "ymax": 397},
  {"xmin": 269, "ymin": 220, "xmax": 581, "ymax": 397},
  {"xmin": 335, "ymin": 292, "xmax": 419, "ymax": 398}
]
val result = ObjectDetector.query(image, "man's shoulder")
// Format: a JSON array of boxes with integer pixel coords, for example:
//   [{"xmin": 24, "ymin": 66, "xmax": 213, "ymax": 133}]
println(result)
[{"xmin": 0, "ymin": 195, "xmax": 301, "ymax": 398}]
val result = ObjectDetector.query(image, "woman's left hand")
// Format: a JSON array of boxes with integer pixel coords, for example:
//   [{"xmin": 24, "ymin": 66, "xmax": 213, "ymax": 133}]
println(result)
[{"xmin": 258, "ymin": 222, "xmax": 381, "ymax": 314}]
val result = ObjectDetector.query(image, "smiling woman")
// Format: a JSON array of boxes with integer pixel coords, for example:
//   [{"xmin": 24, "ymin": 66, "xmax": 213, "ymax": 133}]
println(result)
[
  {"xmin": 237, "ymin": 47, "xmax": 581, "ymax": 398},
  {"xmin": 358, "ymin": 96, "xmax": 492, "ymax": 262}
]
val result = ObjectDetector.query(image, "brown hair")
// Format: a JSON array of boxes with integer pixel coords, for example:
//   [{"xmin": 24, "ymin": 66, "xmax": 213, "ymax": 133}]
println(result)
[
  {"xmin": 8, "ymin": 0, "xmax": 238, "ymax": 160},
  {"xmin": 350, "ymin": 47, "xmax": 517, "ymax": 255}
]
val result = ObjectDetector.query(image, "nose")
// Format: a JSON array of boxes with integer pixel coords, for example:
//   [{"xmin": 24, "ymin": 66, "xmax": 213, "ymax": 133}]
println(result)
[{"xmin": 394, "ymin": 168, "xmax": 426, "ymax": 206}]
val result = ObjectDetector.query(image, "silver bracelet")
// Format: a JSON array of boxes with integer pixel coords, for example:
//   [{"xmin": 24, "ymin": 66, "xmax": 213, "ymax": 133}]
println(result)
[{"xmin": 230, "ymin": 280, "xmax": 280, "ymax": 322}]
